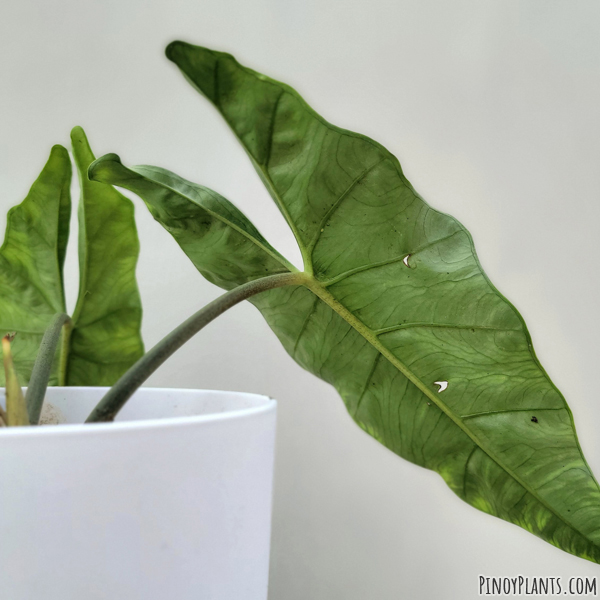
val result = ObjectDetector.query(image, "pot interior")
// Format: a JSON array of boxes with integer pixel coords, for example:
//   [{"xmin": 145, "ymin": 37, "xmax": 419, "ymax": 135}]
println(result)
[{"xmin": 0, "ymin": 387, "xmax": 274, "ymax": 427}]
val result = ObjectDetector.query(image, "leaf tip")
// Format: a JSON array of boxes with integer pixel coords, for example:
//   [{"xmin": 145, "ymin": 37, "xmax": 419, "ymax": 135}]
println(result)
[
  {"xmin": 2, "ymin": 333, "xmax": 15, "ymax": 363},
  {"xmin": 88, "ymin": 153, "xmax": 123, "ymax": 183},
  {"xmin": 2, "ymin": 333, "xmax": 16, "ymax": 356},
  {"xmin": 49, "ymin": 144, "xmax": 69, "ymax": 160},
  {"xmin": 165, "ymin": 40, "xmax": 186, "ymax": 63},
  {"xmin": 70, "ymin": 126, "xmax": 96, "ymax": 173},
  {"xmin": 164, "ymin": 41, "xmax": 222, "ymax": 102},
  {"xmin": 70, "ymin": 125, "xmax": 87, "ymax": 143}
]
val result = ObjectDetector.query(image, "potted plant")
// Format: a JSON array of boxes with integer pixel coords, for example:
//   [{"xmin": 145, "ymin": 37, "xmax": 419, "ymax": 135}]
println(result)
[
  {"xmin": 0, "ymin": 128, "xmax": 280, "ymax": 600},
  {"xmin": 2, "ymin": 39, "xmax": 600, "ymax": 599}
]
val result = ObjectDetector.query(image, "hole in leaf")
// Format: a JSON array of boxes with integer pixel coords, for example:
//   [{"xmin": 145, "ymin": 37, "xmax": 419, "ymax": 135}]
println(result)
[
  {"xmin": 403, "ymin": 255, "xmax": 411, "ymax": 267},
  {"xmin": 434, "ymin": 381, "xmax": 448, "ymax": 393}
]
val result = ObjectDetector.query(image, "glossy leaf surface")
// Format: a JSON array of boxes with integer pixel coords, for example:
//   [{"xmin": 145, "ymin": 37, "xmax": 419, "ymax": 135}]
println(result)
[
  {"xmin": 88, "ymin": 156, "xmax": 295, "ymax": 290},
  {"xmin": 98, "ymin": 41, "xmax": 600, "ymax": 563}
]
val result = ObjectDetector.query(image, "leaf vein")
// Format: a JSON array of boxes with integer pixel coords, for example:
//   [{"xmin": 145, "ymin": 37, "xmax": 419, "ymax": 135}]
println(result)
[{"xmin": 308, "ymin": 157, "xmax": 387, "ymax": 255}]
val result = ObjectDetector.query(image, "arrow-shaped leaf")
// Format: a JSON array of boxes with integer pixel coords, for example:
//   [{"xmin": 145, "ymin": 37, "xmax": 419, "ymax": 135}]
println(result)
[
  {"xmin": 94, "ymin": 41, "xmax": 600, "ymax": 563},
  {"xmin": 67, "ymin": 127, "xmax": 144, "ymax": 385},
  {"xmin": 0, "ymin": 145, "xmax": 71, "ymax": 385}
]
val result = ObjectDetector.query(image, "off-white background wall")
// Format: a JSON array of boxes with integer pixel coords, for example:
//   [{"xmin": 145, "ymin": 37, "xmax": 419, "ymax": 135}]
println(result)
[{"xmin": 2, "ymin": 1, "xmax": 600, "ymax": 598}]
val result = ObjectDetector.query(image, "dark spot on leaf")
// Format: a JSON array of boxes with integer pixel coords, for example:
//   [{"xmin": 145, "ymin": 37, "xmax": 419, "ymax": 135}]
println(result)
[{"xmin": 531, "ymin": 416, "xmax": 538, "ymax": 423}]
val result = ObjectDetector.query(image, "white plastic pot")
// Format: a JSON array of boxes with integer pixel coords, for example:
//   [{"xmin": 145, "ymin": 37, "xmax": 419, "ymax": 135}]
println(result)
[{"xmin": 0, "ymin": 387, "xmax": 277, "ymax": 600}]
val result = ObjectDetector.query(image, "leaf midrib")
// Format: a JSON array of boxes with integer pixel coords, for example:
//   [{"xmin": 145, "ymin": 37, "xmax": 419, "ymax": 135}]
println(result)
[
  {"xmin": 298, "ymin": 272, "xmax": 600, "ymax": 548},
  {"xmin": 201, "ymin": 62, "xmax": 310, "ymax": 271}
]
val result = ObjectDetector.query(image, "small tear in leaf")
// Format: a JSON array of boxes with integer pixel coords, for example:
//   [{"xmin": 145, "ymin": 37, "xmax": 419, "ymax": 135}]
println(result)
[
  {"xmin": 434, "ymin": 381, "xmax": 448, "ymax": 393},
  {"xmin": 402, "ymin": 255, "xmax": 411, "ymax": 267}
]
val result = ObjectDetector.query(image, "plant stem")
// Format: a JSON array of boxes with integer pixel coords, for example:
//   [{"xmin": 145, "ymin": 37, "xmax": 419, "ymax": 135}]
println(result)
[
  {"xmin": 58, "ymin": 317, "xmax": 73, "ymax": 387},
  {"xmin": 85, "ymin": 272, "xmax": 304, "ymax": 423},
  {"xmin": 3, "ymin": 334, "xmax": 29, "ymax": 426},
  {"xmin": 26, "ymin": 313, "xmax": 72, "ymax": 424}
]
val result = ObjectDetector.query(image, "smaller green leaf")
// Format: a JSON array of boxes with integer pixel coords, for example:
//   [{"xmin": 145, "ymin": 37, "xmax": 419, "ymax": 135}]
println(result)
[
  {"xmin": 2, "ymin": 334, "xmax": 29, "ymax": 426},
  {"xmin": 67, "ymin": 127, "xmax": 144, "ymax": 385},
  {"xmin": 88, "ymin": 154, "xmax": 296, "ymax": 290},
  {"xmin": 0, "ymin": 145, "xmax": 71, "ymax": 385},
  {"xmin": 0, "ymin": 131, "xmax": 145, "ymax": 388}
]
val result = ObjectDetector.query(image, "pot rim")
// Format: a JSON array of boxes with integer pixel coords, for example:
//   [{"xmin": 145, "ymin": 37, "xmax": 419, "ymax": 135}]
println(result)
[{"xmin": 0, "ymin": 387, "xmax": 276, "ymax": 438}]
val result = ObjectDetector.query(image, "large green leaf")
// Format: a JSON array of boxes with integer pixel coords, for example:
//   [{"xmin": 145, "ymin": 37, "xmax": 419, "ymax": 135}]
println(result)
[
  {"xmin": 93, "ymin": 41, "xmax": 600, "ymax": 563},
  {"xmin": 0, "ymin": 129, "xmax": 144, "ymax": 386},
  {"xmin": 0, "ymin": 145, "xmax": 71, "ymax": 384},
  {"xmin": 68, "ymin": 127, "xmax": 144, "ymax": 385}
]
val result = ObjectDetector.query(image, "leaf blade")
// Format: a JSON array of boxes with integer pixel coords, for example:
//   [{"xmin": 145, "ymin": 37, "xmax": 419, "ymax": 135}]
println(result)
[
  {"xmin": 160, "ymin": 42, "xmax": 600, "ymax": 562},
  {"xmin": 0, "ymin": 145, "xmax": 71, "ymax": 385},
  {"xmin": 67, "ymin": 127, "xmax": 144, "ymax": 385},
  {"xmin": 88, "ymin": 154, "xmax": 296, "ymax": 290}
]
